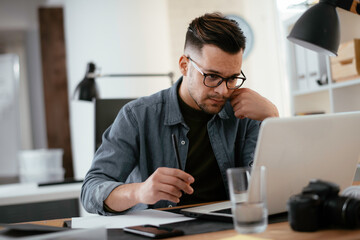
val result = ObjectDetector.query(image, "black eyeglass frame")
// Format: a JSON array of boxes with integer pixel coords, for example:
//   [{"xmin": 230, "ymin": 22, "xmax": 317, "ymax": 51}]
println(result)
[{"xmin": 187, "ymin": 56, "xmax": 246, "ymax": 90}]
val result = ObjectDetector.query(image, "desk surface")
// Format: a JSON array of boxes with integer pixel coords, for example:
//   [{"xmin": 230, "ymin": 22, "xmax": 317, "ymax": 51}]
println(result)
[
  {"xmin": 26, "ymin": 217, "xmax": 360, "ymax": 240},
  {"xmin": 15, "ymin": 183, "xmax": 360, "ymax": 239}
]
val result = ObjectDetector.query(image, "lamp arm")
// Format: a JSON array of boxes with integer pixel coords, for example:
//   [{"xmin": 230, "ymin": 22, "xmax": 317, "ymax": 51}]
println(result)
[{"xmin": 336, "ymin": 0, "xmax": 360, "ymax": 15}]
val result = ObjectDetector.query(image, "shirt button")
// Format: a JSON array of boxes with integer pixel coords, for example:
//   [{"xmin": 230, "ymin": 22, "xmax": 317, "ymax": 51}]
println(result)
[
  {"xmin": 181, "ymin": 140, "xmax": 186, "ymax": 145},
  {"xmin": 168, "ymin": 205, "xmax": 173, "ymax": 208}
]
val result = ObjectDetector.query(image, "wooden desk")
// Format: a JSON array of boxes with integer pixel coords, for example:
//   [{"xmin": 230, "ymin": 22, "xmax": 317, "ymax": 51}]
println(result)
[
  {"xmin": 16, "ymin": 186, "xmax": 360, "ymax": 240},
  {"xmin": 25, "ymin": 217, "xmax": 360, "ymax": 240}
]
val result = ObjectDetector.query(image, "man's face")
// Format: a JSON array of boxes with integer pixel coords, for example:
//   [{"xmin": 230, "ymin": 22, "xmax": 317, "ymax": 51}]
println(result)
[{"xmin": 179, "ymin": 44, "xmax": 243, "ymax": 115}]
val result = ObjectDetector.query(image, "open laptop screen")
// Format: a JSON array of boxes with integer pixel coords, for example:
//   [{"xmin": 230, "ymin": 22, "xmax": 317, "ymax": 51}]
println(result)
[{"xmin": 181, "ymin": 112, "xmax": 360, "ymax": 221}]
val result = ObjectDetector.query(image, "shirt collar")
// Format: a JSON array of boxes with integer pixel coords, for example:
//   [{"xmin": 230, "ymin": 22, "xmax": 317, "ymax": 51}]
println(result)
[
  {"xmin": 164, "ymin": 77, "xmax": 184, "ymax": 126},
  {"xmin": 164, "ymin": 77, "xmax": 230, "ymax": 126}
]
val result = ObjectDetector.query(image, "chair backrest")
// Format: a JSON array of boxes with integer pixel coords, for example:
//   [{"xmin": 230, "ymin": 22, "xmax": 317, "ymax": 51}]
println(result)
[{"xmin": 95, "ymin": 98, "xmax": 136, "ymax": 151}]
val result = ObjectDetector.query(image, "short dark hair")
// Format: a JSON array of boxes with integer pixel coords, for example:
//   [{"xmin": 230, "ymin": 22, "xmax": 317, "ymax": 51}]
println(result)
[{"xmin": 184, "ymin": 12, "xmax": 246, "ymax": 54}]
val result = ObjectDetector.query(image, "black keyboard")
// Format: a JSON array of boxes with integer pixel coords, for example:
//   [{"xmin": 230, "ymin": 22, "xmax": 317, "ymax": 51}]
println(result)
[{"xmin": 211, "ymin": 208, "xmax": 232, "ymax": 214}]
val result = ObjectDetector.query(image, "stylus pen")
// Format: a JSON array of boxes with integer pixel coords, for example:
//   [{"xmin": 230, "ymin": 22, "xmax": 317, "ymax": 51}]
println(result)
[{"xmin": 171, "ymin": 134, "xmax": 183, "ymax": 169}]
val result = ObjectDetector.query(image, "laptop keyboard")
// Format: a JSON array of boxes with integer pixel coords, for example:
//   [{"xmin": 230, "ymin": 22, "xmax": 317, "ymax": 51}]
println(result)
[{"xmin": 211, "ymin": 208, "xmax": 232, "ymax": 214}]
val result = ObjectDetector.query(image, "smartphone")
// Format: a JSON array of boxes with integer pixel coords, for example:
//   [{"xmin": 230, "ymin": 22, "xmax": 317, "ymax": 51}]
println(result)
[{"xmin": 123, "ymin": 224, "xmax": 184, "ymax": 239}]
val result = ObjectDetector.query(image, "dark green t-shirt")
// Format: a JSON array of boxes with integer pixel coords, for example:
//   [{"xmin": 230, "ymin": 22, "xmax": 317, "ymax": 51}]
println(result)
[{"xmin": 178, "ymin": 95, "xmax": 228, "ymax": 205}]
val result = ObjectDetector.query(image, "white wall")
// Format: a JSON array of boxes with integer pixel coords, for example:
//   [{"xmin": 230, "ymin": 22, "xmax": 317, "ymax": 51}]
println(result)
[
  {"xmin": 0, "ymin": 0, "xmax": 42, "ymax": 30},
  {"xmin": 63, "ymin": 0, "xmax": 173, "ymax": 179},
  {"xmin": 63, "ymin": 0, "xmax": 173, "ymax": 99},
  {"xmin": 241, "ymin": 0, "xmax": 289, "ymax": 116}
]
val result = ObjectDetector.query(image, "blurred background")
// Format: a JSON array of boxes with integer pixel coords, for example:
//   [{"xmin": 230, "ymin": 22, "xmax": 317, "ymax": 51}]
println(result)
[{"xmin": 0, "ymin": 0, "xmax": 359, "ymax": 182}]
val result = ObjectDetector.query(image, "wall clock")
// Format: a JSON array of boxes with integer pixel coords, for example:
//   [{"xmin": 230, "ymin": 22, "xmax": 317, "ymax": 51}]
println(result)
[{"xmin": 226, "ymin": 15, "xmax": 254, "ymax": 59}]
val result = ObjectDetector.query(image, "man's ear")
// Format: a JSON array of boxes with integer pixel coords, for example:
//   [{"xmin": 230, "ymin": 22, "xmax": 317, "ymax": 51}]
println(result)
[{"xmin": 179, "ymin": 55, "xmax": 189, "ymax": 76}]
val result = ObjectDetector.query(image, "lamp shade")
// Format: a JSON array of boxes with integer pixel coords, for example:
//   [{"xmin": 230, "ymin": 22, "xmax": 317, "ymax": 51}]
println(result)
[
  {"xmin": 287, "ymin": 0, "xmax": 340, "ymax": 56},
  {"xmin": 73, "ymin": 62, "xmax": 99, "ymax": 101}
]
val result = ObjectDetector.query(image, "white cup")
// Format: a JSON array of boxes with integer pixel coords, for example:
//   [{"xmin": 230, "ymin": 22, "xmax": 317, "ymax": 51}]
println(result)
[{"xmin": 227, "ymin": 166, "xmax": 267, "ymax": 234}]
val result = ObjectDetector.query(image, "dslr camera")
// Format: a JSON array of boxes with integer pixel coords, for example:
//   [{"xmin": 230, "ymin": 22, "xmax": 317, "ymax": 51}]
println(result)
[{"xmin": 287, "ymin": 179, "xmax": 360, "ymax": 232}]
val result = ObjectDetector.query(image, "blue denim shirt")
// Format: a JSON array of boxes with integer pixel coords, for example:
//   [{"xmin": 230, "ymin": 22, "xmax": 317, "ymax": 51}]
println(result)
[{"xmin": 81, "ymin": 78, "xmax": 260, "ymax": 215}]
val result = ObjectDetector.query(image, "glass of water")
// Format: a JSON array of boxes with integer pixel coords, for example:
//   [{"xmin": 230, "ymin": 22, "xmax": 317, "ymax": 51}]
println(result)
[{"xmin": 227, "ymin": 166, "xmax": 267, "ymax": 234}]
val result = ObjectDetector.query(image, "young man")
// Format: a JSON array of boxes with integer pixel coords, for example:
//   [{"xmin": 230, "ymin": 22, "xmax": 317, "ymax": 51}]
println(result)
[{"xmin": 81, "ymin": 12, "xmax": 279, "ymax": 215}]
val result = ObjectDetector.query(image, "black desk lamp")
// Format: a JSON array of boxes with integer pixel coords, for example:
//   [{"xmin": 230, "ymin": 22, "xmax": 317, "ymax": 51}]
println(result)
[
  {"xmin": 287, "ymin": 0, "xmax": 360, "ymax": 56},
  {"xmin": 73, "ymin": 62, "xmax": 99, "ymax": 101},
  {"xmin": 73, "ymin": 62, "xmax": 174, "ymax": 101}
]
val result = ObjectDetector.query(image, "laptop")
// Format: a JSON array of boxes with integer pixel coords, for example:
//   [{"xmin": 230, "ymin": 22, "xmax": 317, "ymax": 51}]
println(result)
[{"xmin": 181, "ymin": 112, "xmax": 360, "ymax": 221}]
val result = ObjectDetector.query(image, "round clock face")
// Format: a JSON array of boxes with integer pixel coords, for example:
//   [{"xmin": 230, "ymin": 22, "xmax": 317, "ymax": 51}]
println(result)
[{"xmin": 226, "ymin": 15, "xmax": 254, "ymax": 59}]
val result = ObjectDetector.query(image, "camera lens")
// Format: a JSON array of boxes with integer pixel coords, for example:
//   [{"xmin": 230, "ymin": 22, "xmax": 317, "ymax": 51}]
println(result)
[
  {"xmin": 288, "ymin": 194, "xmax": 322, "ymax": 232},
  {"xmin": 323, "ymin": 196, "xmax": 360, "ymax": 228}
]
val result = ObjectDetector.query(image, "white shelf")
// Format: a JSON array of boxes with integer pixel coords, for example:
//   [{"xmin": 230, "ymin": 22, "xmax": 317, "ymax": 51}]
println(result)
[
  {"xmin": 0, "ymin": 182, "xmax": 82, "ymax": 206},
  {"xmin": 332, "ymin": 77, "xmax": 360, "ymax": 89},
  {"xmin": 293, "ymin": 77, "xmax": 360, "ymax": 96},
  {"xmin": 293, "ymin": 85, "xmax": 329, "ymax": 96},
  {"xmin": 284, "ymin": 11, "xmax": 360, "ymax": 115}
]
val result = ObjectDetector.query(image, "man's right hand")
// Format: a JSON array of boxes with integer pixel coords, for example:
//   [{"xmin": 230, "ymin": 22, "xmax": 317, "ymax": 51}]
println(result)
[
  {"xmin": 104, "ymin": 167, "xmax": 194, "ymax": 212},
  {"xmin": 137, "ymin": 167, "xmax": 194, "ymax": 204}
]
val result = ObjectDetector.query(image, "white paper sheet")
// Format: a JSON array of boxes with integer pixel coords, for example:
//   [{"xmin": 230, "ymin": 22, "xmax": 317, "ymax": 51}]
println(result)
[{"xmin": 72, "ymin": 209, "xmax": 194, "ymax": 229}]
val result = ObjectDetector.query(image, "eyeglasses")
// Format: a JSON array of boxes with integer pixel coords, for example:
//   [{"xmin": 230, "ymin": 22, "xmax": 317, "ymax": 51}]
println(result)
[{"xmin": 187, "ymin": 56, "xmax": 246, "ymax": 90}]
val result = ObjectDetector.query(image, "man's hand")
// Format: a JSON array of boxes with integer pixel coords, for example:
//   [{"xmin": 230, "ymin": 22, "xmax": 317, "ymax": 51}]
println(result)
[
  {"xmin": 104, "ymin": 167, "xmax": 194, "ymax": 212},
  {"xmin": 230, "ymin": 88, "xmax": 279, "ymax": 121},
  {"xmin": 136, "ymin": 167, "xmax": 194, "ymax": 204}
]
